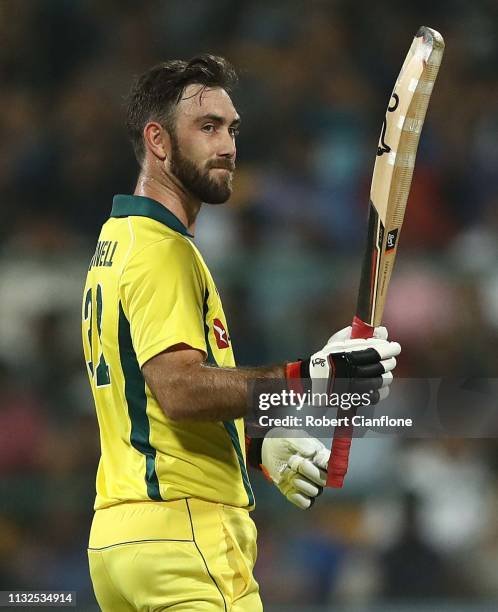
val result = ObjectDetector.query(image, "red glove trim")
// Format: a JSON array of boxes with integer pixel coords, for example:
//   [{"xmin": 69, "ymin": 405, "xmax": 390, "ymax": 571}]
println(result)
[{"xmin": 285, "ymin": 361, "xmax": 304, "ymax": 394}]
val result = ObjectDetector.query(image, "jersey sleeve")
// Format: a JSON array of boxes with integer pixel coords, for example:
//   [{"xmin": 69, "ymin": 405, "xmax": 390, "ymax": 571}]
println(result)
[{"xmin": 119, "ymin": 237, "xmax": 207, "ymax": 368}]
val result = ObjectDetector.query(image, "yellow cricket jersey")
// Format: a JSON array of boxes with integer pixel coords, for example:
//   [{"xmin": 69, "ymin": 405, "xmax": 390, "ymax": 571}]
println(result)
[{"xmin": 82, "ymin": 194, "xmax": 254, "ymax": 510}]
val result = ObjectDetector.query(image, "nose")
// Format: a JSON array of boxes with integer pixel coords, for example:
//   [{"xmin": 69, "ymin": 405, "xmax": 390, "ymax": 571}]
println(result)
[{"xmin": 218, "ymin": 128, "xmax": 236, "ymax": 160}]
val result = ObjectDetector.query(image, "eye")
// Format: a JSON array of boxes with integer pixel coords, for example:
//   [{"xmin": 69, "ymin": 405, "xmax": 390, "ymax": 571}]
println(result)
[
  {"xmin": 202, "ymin": 124, "xmax": 215, "ymax": 133},
  {"xmin": 229, "ymin": 127, "xmax": 239, "ymax": 138}
]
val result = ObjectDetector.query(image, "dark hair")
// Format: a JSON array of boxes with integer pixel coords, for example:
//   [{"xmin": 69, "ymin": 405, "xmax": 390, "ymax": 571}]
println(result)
[{"xmin": 125, "ymin": 54, "xmax": 238, "ymax": 164}]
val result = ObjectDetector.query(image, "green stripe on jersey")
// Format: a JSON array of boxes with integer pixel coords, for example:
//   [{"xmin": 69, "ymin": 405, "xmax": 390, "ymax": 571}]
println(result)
[
  {"xmin": 202, "ymin": 288, "xmax": 216, "ymax": 365},
  {"xmin": 118, "ymin": 302, "xmax": 162, "ymax": 501},
  {"xmin": 223, "ymin": 421, "xmax": 255, "ymax": 507},
  {"xmin": 203, "ymin": 289, "xmax": 254, "ymax": 507}
]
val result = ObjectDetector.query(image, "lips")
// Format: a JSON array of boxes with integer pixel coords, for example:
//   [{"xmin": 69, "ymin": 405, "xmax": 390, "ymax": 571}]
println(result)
[{"xmin": 209, "ymin": 163, "xmax": 235, "ymax": 171}]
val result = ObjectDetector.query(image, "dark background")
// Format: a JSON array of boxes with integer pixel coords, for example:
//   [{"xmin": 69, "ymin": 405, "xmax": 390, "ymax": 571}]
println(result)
[{"xmin": 0, "ymin": 1, "xmax": 497, "ymax": 609}]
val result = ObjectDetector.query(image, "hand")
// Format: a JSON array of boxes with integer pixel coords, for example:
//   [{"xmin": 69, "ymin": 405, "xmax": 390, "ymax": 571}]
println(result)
[
  {"xmin": 287, "ymin": 325, "xmax": 401, "ymax": 404},
  {"xmin": 261, "ymin": 428, "xmax": 330, "ymax": 509}
]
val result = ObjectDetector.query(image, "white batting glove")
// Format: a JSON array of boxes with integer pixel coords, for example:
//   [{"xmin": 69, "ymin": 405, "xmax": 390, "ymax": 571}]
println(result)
[
  {"xmin": 306, "ymin": 325, "xmax": 401, "ymax": 403},
  {"xmin": 261, "ymin": 428, "xmax": 330, "ymax": 510},
  {"xmin": 316, "ymin": 325, "xmax": 401, "ymax": 401}
]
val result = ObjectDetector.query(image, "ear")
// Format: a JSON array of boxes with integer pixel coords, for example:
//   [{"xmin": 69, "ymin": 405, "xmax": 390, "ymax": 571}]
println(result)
[{"xmin": 143, "ymin": 122, "xmax": 171, "ymax": 161}]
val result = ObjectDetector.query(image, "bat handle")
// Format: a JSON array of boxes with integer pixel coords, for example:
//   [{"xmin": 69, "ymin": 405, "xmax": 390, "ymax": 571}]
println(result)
[
  {"xmin": 351, "ymin": 315, "xmax": 375, "ymax": 340},
  {"xmin": 326, "ymin": 316, "xmax": 375, "ymax": 488}
]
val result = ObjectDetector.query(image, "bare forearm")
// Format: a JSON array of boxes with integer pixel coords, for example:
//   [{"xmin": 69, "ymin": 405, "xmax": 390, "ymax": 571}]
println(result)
[{"xmin": 145, "ymin": 361, "xmax": 285, "ymax": 421}]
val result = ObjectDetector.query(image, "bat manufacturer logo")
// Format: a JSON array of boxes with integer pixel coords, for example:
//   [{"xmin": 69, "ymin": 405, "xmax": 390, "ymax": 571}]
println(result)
[
  {"xmin": 386, "ymin": 229, "xmax": 399, "ymax": 252},
  {"xmin": 213, "ymin": 318, "xmax": 230, "ymax": 349},
  {"xmin": 312, "ymin": 357, "xmax": 326, "ymax": 367},
  {"xmin": 377, "ymin": 93, "xmax": 400, "ymax": 156}
]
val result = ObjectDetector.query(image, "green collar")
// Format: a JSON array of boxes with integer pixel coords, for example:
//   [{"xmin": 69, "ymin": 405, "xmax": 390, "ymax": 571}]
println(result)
[{"xmin": 110, "ymin": 195, "xmax": 193, "ymax": 237}]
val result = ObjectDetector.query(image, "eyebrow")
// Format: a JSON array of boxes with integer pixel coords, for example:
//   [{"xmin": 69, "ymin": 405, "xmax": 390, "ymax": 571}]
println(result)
[{"xmin": 196, "ymin": 113, "xmax": 241, "ymax": 127}]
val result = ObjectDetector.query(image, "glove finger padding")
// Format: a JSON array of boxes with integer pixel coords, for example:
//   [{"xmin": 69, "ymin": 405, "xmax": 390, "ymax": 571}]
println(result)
[
  {"xmin": 352, "ymin": 376, "xmax": 384, "ymax": 394},
  {"xmin": 313, "ymin": 447, "xmax": 331, "ymax": 470},
  {"xmin": 287, "ymin": 491, "xmax": 314, "ymax": 510},
  {"xmin": 288, "ymin": 454, "xmax": 328, "ymax": 487},
  {"xmin": 291, "ymin": 476, "xmax": 321, "ymax": 498},
  {"xmin": 381, "ymin": 371, "xmax": 393, "ymax": 387},
  {"xmin": 277, "ymin": 468, "xmax": 319, "ymax": 498},
  {"xmin": 381, "ymin": 357, "xmax": 397, "ymax": 373},
  {"xmin": 345, "ymin": 347, "xmax": 384, "ymax": 366},
  {"xmin": 283, "ymin": 435, "xmax": 323, "ymax": 459},
  {"xmin": 365, "ymin": 340, "xmax": 400, "ymax": 360},
  {"xmin": 354, "ymin": 361, "xmax": 385, "ymax": 378},
  {"xmin": 326, "ymin": 325, "xmax": 388, "ymax": 345},
  {"xmin": 373, "ymin": 326, "xmax": 388, "ymax": 340},
  {"xmin": 352, "ymin": 370, "xmax": 394, "ymax": 394},
  {"xmin": 345, "ymin": 341, "xmax": 400, "ymax": 362}
]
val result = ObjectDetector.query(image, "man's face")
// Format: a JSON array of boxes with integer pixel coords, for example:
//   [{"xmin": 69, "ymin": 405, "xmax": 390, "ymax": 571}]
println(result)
[{"xmin": 168, "ymin": 84, "xmax": 239, "ymax": 204}]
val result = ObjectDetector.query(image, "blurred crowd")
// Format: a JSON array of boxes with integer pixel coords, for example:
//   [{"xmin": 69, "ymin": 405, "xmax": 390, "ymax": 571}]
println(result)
[{"xmin": 0, "ymin": 0, "xmax": 497, "ymax": 608}]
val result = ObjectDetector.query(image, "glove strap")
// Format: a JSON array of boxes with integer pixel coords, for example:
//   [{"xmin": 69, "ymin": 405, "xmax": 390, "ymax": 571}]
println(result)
[
  {"xmin": 245, "ymin": 434, "xmax": 264, "ymax": 470},
  {"xmin": 244, "ymin": 434, "xmax": 276, "ymax": 481}
]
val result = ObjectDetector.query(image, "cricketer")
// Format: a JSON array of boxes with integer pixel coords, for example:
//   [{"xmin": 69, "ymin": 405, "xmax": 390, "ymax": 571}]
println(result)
[{"xmin": 82, "ymin": 55, "xmax": 401, "ymax": 611}]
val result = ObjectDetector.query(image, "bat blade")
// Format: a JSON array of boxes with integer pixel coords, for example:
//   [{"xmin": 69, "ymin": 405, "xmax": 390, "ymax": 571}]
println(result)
[
  {"xmin": 356, "ymin": 26, "xmax": 445, "ymax": 334},
  {"xmin": 327, "ymin": 27, "xmax": 445, "ymax": 488}
]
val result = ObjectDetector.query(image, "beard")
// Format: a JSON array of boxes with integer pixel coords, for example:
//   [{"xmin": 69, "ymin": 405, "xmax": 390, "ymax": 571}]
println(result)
[{"xmin": 169, "ymin": 135, "xmax": 233, "ymax": 204}]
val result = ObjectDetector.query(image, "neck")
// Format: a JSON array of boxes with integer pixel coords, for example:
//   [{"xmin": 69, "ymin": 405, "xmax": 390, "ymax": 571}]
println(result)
[{"xmin": 134, "ymin": 160, "xmax": 201, "ymax": 235}]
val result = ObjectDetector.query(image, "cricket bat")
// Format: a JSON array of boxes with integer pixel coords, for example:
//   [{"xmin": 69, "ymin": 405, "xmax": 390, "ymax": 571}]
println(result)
[{"xmin": 326, "ymin": 26, "xmax": 445, "ymax": 488}]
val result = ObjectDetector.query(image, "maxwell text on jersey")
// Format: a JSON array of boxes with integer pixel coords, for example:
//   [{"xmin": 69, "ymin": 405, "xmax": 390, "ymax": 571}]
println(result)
[{"xmin": 88, "ymin": 240, "xmax": 118, "ymax": 270}]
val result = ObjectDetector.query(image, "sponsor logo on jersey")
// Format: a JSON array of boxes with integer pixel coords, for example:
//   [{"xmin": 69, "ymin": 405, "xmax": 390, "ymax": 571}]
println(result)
[{"xmin": 213, "ymin": 318, "xmax": 230, "ymax": 349}]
